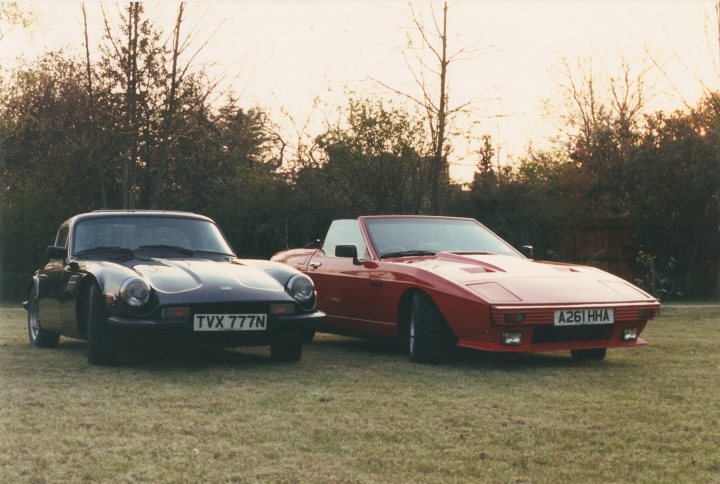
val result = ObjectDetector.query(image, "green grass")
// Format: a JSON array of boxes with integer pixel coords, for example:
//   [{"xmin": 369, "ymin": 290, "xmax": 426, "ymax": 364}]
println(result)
[{"xmin": 1, "ymin": 304, "xmax": 719, "ymax": 482}]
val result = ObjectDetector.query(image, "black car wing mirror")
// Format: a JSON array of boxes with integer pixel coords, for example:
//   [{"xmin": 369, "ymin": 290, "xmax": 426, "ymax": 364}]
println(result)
[
  {"xmin": 335, "ymin": 244, "xmax": 362, "ymax": 265},
  {"xmin": 46, "ymin": 245, "xmax": 67, "ymax": 260},
  {"xmin": 522, "ymin": 245, "xmax": 534, "ymax": 259}
]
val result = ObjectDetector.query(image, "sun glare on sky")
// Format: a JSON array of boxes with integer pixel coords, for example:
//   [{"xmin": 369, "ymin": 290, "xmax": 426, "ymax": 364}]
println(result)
[{"xmin": 1, "ymin": 2, "xmax": 717, "ymax": 182}]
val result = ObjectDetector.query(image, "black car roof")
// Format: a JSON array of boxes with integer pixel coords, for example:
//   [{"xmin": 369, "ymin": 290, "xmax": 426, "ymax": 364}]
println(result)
[{"xmin": 62, "ymin": 210, "xmax": 215, "ymax": 227}]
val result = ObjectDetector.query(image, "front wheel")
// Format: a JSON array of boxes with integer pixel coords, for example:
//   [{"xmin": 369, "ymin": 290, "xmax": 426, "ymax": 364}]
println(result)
[
  {"xmin": 270, "ymin": 337, "xmax": 303, "ymax": 362},
  {"xmin": 571, "ymin": 348, "xmax": 607, "ymax": 360},
  {"xmin": 86, "ymin": 283, "xmax": 119, "ymax": 365},
  {"xmin": 27, "ymin": 288, "xmax": 60, "ymax": 348},
  {"xmin": 301, "ymin": 329, "xmax": 316, "ymax": 343},
  {"xmin": 408, "ymin": 293, "xmax": 453, "ymax": 363}
]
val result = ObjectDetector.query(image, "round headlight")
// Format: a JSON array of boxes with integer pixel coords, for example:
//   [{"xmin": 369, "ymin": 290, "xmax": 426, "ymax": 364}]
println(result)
[
  {"xmin": 120, "ymin": 278, "xmax": 151, "ymax": 308},
  {"xmin": 287, "ymin": 274, "xmax": 314, "ymax": 304}
]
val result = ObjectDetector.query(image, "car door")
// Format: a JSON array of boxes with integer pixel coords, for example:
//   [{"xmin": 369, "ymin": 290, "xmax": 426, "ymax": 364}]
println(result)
[
  {"xmin": 306, "ymin": 220, "xmax": 380, "ymax": 332},
  {"xmin": 37, "ymin": 225, "xmax": 70, "ymax": 332}
]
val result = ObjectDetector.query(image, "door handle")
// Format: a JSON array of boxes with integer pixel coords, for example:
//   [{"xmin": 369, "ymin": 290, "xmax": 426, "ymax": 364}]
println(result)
[{"xmin": 310, "ymin": 262, "xmax": 322, "ymax": 269}]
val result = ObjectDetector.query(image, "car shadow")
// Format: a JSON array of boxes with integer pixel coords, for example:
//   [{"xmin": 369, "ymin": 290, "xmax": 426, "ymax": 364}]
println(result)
[
  {"xmin": 54, "ymin": 337, "xmax": 281, "ymax": 370},
  {"xmin": 308, "ymin": 333, "xmax": 403, "ymax": 356},
  {"xmin": 308, "ymin": 333, "xmax": 636, "ymax": 370}
]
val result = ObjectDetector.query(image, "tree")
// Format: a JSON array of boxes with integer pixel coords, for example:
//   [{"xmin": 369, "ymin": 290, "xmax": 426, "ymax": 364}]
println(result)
[
  {"xmin": 95, "ymin": 2, "xmax": 222, "ymax": 209},
  {"xmin": 314, "ymin": 98, "xmax": 432, "ymax": 214},
  {"xmin": 0, "ymin": 53, "xmax": 99, "ymax": 298},
  {"xmin": 373, "ymin": 2, "xmax": 478, "ymax": 214},
  {"xmin": 555, "ymin": 58, "xmax": 650, "ymax": 216},
  {"xmin": 623, "ymin": 105, "xmax": 719, "ymax": 297},
  {"xmin": 0, "ymin": 2, "xmax": 35, "ymax": 41}
]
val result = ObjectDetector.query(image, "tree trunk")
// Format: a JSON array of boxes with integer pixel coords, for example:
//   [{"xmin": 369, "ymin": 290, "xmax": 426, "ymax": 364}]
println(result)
[{"xmin": 430, "ymin": 2, "xmax": 449, "ymax": 215}]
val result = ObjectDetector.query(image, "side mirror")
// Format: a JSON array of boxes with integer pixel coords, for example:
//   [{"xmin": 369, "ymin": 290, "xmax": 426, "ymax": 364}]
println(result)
[
  {"xmin": 335, "ymin": 244, "xmax": 361, "ymax": 265},
  {"xmin": 46, "ymin": 245, "xmax": 67, "ymax": 260},
  {"xmin": 522, "ymin": 245, "xmax": 534, "ymax": 259}
]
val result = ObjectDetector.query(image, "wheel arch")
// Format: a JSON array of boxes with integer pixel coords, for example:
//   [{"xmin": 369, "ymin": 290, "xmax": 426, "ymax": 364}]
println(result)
[
  {"xmin": 23, "ymin": 277, "xmax": 39, "ymax": 308},
  {"xmin": 75, "ymin": 273, "xmax": 100, "ymax": 339},
  {"xmin": 397, "ymin": 287, "xmax": 445, "ymax": 337},
  {"xmin": 397, "ymin": 287, "xmax": 457, "ymax": 342}
]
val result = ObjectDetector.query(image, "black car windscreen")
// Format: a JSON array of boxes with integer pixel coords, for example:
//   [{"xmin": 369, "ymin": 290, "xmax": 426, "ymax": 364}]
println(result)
[{"xmin": 72, "ymin": 217, "xmax": 234, "ymax": 256}]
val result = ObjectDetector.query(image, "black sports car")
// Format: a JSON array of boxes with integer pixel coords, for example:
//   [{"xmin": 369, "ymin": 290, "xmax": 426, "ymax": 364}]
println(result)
[{"xmin": 24, "ymin": 211, "xmax": 324, "ymax": 365}]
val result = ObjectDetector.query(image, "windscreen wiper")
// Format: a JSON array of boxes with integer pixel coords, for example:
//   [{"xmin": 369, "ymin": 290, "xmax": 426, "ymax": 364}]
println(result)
[
  {"xmin": 380, "ymin": 250, "xmax": 437, "ymax": 259},
  {"xmin": 194, "ymin": 249, "xmax": 235, "ymax": 257},
  {"xmin": 74, "ymin": 246, "xmax": 134, "ymax": 258},
  {"xmin": 137, "ymin": 244, "xmax": 195, "ymax": 256},
  {"xmin": 450, "ymin": 251, "xmax": 495, "ymax": 255}
]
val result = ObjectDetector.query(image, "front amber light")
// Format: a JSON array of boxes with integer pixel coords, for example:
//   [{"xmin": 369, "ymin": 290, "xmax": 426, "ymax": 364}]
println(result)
[
  {"xmin": 270, "ymin": 303, "xmax": 295, "ymax": 315},
  {"xmin": 162, "ymin": 307, "xmax": 190, "ymax": 319}
]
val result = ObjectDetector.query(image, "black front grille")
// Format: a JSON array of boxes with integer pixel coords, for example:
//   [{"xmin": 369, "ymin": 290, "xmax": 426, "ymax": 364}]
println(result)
[
  {"xmin": 532, "ymin": 325, "xmax": 613, "ymax": 344},
  {"xmin": 189, "ymin": 302, "xmax": 273, "ymax": 315}
]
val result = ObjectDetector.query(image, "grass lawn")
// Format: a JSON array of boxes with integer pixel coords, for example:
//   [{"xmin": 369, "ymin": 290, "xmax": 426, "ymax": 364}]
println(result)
[{"xmin": 1, "ymin": 304, "xmax": 719, "ymax": 482}]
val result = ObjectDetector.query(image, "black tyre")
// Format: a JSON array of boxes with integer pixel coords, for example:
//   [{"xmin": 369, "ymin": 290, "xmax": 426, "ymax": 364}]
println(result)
[
  {"xmin": 86, "ymin": 283, "xmax": 119, "ymax": 365},
  {"xmin": 301, "ymin": 329, "xmax": 316, "ymax": 343},
  {"xmin": 27, "ymin": 287, "xmax": 60, "ymax": 348},
  {"xmin": 408, "ymin": 292, "xmax": 454, "ymax": 363},
  {"xmin": 270, "ymin": 337, "xmax": 303, "ymax": 362},
  {"xmin": 571, "ymin": 348, "xmax": 607, "ymax": 361}
]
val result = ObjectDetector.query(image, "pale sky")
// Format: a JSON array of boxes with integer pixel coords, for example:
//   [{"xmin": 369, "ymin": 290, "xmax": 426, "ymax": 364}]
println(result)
[{"xmin": 1, "ymin": 2, "xmax": 717, "ymax": 181}]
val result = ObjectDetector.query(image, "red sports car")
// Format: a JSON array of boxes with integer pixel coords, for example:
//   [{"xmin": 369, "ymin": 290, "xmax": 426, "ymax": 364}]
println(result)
[{"xmin": 272, "ymin": 216, "xmax": 660, "ymax": 363}]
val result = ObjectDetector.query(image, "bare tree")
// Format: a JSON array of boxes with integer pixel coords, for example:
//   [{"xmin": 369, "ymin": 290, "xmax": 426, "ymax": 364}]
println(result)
[
  {"xmin": 372, "ymin": 2, "xmax": 480, "ymax": 214},
  {"xmin": 556, "ymin": 57, "xmax": 650, "ymax": 163},
  {"xmin": 97, "ymin": 2, "xmax": 225, "ymax": 209},
  {"xmin": 0, "ymin": 2, "xmax": 35, "ymax": 41},
  {"xmin": 150, "ymin": 2, "xmax": 184, "ymax": 209},
  {"xmin": 81, "ymin": 3, "xmax": 108, "ymax": 208}
]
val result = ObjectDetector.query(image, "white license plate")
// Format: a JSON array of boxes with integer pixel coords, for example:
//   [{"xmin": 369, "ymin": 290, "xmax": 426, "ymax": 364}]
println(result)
[
  {"xmin": 554, "ymin": 308, "xmax": 614, "ymax": 326},
  {"xmin": 193, "ymin": 313, "xmax": 267, "ymax": 331}
]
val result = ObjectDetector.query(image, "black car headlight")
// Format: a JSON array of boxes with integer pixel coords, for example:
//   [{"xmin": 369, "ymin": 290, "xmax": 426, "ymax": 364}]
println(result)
[
  {"xmin": 286, "ymin": 274, "xmax": 315, "ymax": 309},
  {"xmin": 120, "ymin": 278, "xmax": 151, "ymax": 308}
]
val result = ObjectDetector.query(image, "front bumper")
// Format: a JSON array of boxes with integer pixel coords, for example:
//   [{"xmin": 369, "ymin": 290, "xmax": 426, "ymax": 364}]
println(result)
[
  {"xmin": 456, "ymin": 302, "xmax": 657, "ymax": 353},
  {"xmin": 108, "ymin": 311, "xmax": 325, "ymax": 346}
]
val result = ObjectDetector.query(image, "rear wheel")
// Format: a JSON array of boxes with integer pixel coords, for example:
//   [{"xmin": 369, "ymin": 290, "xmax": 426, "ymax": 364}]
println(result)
[
  {"xmin": 408, "ymin": 292, "xmax": 453, "ymax": 363},
  {"xmin": 271, "ymin": 337, "xmax": 303, "ymax": 362},
  {"xmin": 86, "ymin": 283, "xmax": 119, "ymax": 365},
  {"xmin": 571, "ymin": 348, "xmax": 607, "ymax": 360},
  {"xmin": 27, "ymin": 287, "xmax": 60, "ymax": 348}
]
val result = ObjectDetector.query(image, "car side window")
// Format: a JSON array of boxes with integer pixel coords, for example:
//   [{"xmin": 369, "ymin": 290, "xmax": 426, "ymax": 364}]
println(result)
[
  {"xmin": 322, "ymin": 220, "xmax": 369, "ymax": 259},
  {"xmin": 55, "ymin": 226, "xmax": 69, "ymax": 248}
]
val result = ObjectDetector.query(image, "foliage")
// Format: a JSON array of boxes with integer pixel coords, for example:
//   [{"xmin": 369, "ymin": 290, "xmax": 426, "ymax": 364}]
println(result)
[
  {"xmin": 1, "ymin": 53, "xmax": 100, "ymax": 298},
  {"xmin": 0, "ymin": 2, "xmax": 35, "ymax": 40},
  {"xmin": 624, "ymin": 106, "xmax": 719, "ymax": 297},
  {"xmin": 314, "ymin": 98, "xmax": 432, "ymax": 215},
  {"xmin": 1, "ymin": 18, "xmax": 719, "ymax": 299}
]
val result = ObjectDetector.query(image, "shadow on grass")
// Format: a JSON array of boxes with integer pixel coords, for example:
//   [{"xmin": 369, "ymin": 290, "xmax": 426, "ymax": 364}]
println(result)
[
  {"xmin": 18, "ymin": 331, "xmax": 636, "ymax": 373},
  {"xmin": 308, "ymin": 332, "xmax": 636, "ymax": 371},
  {"xmin": 44, "ymin": 336, "xmax": 288, "ymax": 371}
]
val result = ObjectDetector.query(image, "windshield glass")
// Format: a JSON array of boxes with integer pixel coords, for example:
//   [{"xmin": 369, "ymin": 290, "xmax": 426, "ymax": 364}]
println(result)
[
  {"xmin": 364, "ymin": 217, "xmax": 520, "ymax": 258},
  {"xmin": 72, "ymin": 216, "xmax": 234, "ymax": 256}
]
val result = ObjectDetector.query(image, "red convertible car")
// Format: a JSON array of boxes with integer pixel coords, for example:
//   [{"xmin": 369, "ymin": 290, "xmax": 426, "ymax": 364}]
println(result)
[{"xmin": 272, "ymin": 215, "xmax": 660, "ymax": 363}]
